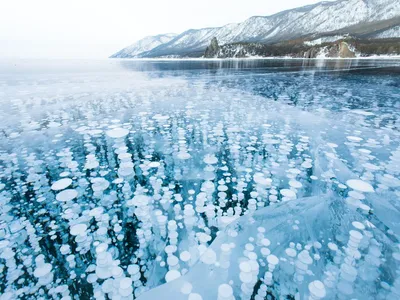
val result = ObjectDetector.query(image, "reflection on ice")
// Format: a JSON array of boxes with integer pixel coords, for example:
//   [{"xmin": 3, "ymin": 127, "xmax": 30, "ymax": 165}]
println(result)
[{"xmin": 0, "ymin": 60, "xmax": 399, "ymax": 299}]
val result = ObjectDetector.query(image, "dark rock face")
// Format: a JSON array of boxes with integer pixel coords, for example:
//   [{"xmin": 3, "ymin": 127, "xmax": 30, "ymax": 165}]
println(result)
[
  {"xmin": 304, "ymin": 48, "xmax": 320, "ymax": 58},
  {"xmin": 204, "ymin": 37, "xmax": 220, "ymax": 58}
]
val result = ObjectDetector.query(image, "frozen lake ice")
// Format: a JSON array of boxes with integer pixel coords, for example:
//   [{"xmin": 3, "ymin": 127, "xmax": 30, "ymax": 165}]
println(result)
[{"xmin": 0, "ymin": 59, "xmax": 399, "ymax": 299}]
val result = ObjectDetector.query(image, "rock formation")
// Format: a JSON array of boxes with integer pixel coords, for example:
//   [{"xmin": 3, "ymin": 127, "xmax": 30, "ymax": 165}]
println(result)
[{"xmin": 204, "ymin": 37, "xmax": 220, "ymax": 58}]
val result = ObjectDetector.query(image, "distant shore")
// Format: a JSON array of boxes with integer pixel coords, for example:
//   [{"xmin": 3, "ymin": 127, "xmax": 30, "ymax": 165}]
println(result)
[{"xmin": 111, "ymin": 55, "xmax": 400, "ymax": 60}]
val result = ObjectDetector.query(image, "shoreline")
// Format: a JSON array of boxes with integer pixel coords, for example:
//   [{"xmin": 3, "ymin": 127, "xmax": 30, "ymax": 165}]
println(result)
[{"xmin": 111, "ymin": 55, "xmax": 400, "ymax": 61}]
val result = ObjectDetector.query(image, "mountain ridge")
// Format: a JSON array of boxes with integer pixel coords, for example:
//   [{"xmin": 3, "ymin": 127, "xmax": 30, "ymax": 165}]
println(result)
[
  {"xmin": 110, "ymin": 33, "xmax": 177, "ymax": 58},
  {"xmin": 111, "ymin": 0, "xmax": 400, "ymax": 58}
]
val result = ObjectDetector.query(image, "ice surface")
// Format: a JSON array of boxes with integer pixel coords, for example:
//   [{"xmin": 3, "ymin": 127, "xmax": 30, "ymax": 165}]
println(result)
[{"xmin": 0, "ymin": 60, "xmax": 399, "ymax": 299}]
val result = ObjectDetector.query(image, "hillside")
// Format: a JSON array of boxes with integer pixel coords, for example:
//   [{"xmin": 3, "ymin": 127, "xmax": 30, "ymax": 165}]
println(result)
[
  {"xmin": 203, "ymin": 37, "xmax": 400, "ymax": 58},
  {"xmin": 111, "ymin": 0, "xmax": 400, "ymax": 58}
]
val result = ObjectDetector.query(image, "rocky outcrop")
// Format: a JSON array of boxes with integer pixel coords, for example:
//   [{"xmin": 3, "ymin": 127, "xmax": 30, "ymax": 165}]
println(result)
[
  {"xmin": 204, "ymin": 37, "xmax": 220, "ymax": 58},
  {"xmin": 339, "ymin": 42, "xmax": 356, "ymax": 58},
  {"xmin": 304, "ymin": 42, "xmax": 355, "ymax": 58}
]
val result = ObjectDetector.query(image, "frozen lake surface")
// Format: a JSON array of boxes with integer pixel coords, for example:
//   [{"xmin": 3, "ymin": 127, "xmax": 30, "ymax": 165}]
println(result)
[{"xmin": 0, "ymin": 59, "xmax": 399, "ymax": 300}]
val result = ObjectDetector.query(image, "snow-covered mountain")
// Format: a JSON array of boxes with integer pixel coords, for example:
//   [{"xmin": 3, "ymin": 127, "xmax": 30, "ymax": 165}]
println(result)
[
  {"xmin": 110, "ymin": 33, "xmax": 176, "ymax": 58},
  {"xmin": 112, "ymin": 0, "xmax": 400, "ymax": 58}
]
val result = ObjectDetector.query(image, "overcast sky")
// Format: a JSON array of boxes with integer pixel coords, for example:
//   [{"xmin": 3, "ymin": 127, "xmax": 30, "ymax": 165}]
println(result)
[{"xmin": 0, "ymin": 0, "xmax": 333, "ymax": 59}]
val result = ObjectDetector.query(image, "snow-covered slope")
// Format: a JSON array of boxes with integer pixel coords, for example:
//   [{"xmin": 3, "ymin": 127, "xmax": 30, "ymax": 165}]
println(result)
[
  {"xmin": 110, "ymin": 34, "xmax": 176, "ymax": 58},
  {"xmin": 371, "ymin": 25, "xmax": 400, "ymax": 38},
  {"xmin": 113, "ymin": 0, "xmax": 400, "ymax": 58}
]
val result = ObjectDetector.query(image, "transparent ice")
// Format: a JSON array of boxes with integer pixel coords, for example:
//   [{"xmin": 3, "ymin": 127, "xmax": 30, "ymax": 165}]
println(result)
[{"xmin": 0, "ymin": 60, "xmax": 399, "ymax": 300}]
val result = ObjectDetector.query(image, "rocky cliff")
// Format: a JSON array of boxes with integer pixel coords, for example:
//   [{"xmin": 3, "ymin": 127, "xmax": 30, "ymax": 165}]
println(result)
[{"xmin": 304, "ymin": 42, "xmax": 356, "ymax": 58}]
